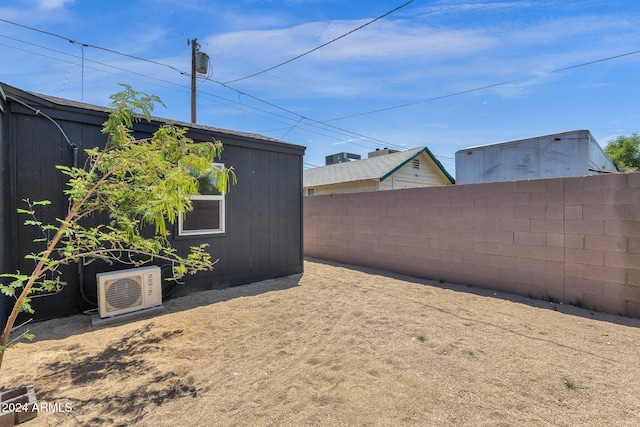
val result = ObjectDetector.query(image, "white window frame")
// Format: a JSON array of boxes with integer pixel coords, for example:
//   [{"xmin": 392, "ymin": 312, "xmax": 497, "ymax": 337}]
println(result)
[{"xmin": 178, "ymin": 163, "xmax": 226, "ymax": 236}]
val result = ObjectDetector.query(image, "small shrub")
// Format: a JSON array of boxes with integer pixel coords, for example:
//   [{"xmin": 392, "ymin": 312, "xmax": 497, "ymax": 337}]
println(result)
[{"xmin": 563, "ymin": 376, "xmax": 580, "ymax": 390}]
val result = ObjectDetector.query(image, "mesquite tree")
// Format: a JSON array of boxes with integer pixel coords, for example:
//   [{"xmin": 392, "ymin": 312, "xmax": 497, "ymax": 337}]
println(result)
[
  {"xmin": 605, "ymin": 133, "xmax": 640, "ymax": 172},
  {"xmin": 0, "ymin": 85, "xmax": 234, "ymax": 369}
]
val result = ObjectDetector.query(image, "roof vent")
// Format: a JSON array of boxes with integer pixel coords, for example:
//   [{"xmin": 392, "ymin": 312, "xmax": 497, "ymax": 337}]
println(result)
[{"xmin": 368, "ymin": 148, "xmax": 399, "ymax": 158}]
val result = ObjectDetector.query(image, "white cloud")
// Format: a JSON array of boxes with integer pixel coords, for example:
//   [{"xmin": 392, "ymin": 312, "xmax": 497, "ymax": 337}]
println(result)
[
  {"xmin": 414, "ymin": 1, "xmax": 541, "ymax": 17},
  {"xmin": 0, "ymin": 8, "xmax": 23, "ymax": 20},
  {"xmin": 0, "ymin": 0, "xmax": 75, "ymax": 25},
  {"xmin": 34, "ymin": 0, "xmax": 74, "ymax": 10},
  {"xmin": 211, "ymin": 19, "xmax": 495, "ymax": 66}
]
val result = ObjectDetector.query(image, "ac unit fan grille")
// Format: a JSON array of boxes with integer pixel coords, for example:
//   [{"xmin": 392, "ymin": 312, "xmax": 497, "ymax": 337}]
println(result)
[{"xmin": 105, "ymin": 277, "xmax": 142, "ymax": 310}]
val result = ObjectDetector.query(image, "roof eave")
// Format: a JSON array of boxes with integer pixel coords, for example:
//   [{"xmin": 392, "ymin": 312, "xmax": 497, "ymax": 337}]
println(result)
[
  {"xmin": 423, "ymin": 146, "xmax": 456, "ymax": 184},
  {"xmin": 379, "ymin": 147, "xmax": 455, "ymax": 184},
  {"xmin": 379, "ymin": 148, "xmax": 424, "ymax": 182}
]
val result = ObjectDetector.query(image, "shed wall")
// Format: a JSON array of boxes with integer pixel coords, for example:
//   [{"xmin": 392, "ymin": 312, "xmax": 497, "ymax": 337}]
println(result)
[
  {"xmin": 1, "ymin": 86, "xmax": 305, "ymax": 320},
  {"xmin": 0, "ymin": 90, "xmax": 11, "ymax": 326}
]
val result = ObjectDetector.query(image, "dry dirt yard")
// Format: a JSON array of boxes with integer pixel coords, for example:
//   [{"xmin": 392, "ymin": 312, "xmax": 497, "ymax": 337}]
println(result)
[{"xmin": 2, "ymin": 258, "xmax": 639, "ymax": 426}]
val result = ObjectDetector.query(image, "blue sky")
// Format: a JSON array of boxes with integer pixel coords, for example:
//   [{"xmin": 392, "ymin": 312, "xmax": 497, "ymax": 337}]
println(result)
[{"xmin": 1, "ymin": 1, "xmax": 639, "ymax": 175}]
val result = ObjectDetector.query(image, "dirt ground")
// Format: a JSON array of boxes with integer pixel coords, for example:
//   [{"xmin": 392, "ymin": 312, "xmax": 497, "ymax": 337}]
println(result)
[{"xmin": 2, "ymin": 258, "xmax": 639, "ymax": 426}]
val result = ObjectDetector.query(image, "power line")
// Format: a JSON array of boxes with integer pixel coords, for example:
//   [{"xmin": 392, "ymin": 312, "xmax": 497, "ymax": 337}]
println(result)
[
  {"xmin": 209, "ymin": 78, "xmax": 412, "ymax": 151},
  {"xmin": 0, "ymin": 21, "xmax": 409, "ymax": 151},
  {"xmin": 222, "ymin": 0, "xmax": 415, "ymax": 84},
  {"xmin": 0, "ymin": 18, "xmax": 189, "ymax": 77},
  {"xmin": 0, "ymin": 34, "xmax": 336, "ymax": 144},
  {"xmin": 320, "ymin": 48, "xmax": 640, "ymax": 123},
  {"xmin": 0, "ymin": 36, "xmax": 188, "ymax": 92},
  {"xmin": 208, "ymin": 43, "xmax": 427, "ymax": 150},
  {"xmin": 223, "ymin": 46, "xmax": 640, "ymax": 156},
  {"xmin": 2, "ymin": 16, "xmax": 637, "ymax": 161}
]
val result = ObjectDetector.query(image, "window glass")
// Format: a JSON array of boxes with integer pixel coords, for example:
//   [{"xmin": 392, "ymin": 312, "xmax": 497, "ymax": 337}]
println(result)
[
  {"xmin": 182, "ymin": 199, "xmax": 221, "ymax": 231},
  {"xmin": 178, "ymin": 163, "xmax": 225, "ymax": 236}
]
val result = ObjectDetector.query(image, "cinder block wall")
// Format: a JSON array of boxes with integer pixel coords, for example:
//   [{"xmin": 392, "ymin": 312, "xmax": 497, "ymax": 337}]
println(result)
[{"xmin": 304, "ymin": 173, "xmax": 640, "ymax": 318}]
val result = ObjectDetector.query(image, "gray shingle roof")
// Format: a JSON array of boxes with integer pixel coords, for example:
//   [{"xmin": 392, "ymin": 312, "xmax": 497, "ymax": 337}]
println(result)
[
  {"xmin": 1, "ymin": 82, "xmax": 301, "ymax": 149},
  {"xmin": 304, "ymin": 147, "xmax": 454, "ymax": 187}
]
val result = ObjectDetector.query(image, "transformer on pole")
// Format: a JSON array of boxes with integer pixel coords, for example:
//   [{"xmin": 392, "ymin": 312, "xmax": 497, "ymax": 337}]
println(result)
[{"xmin": 188, "ymin": 38, "xmax": 209, "ymax": 124}]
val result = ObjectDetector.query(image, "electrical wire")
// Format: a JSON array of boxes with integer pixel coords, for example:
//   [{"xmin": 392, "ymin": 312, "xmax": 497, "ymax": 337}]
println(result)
[
  {"xmin": 0, "ymin": 36, "xmax": 188, "ymax": 92},
  {"xmin": 58, "ymin": 43, "xmax": 81, "ymax": 96},
  {"xmin": 2, "ymin": 16, "xmax": 638, "ymax": 161},
  {"xmin": 208, "ymin": 41, "xmax": 450, "ymax": 152},
  {"xmin": 0, "ymin": 18, "xmax": 189, "ymax": 77},
  {"xmin": 210, "ymin": 78, "xmax": 412, "ymax": 151},
  {"xmin": 1, "ymin": 32, "xmax": 395, "ymax": 152},
  {"xmin": 199, "ymin": 88, "xmax": 388, "ymax": 150},
  {"xmin": 6, "ymin": 94, "xmax": 75, "ymax": 149},
  {"xmin": 222, "ymin": 0, "xmax": 416, "ymax": 84},
  {"xmin": 198, "ymin": 47, "xmax": 404, "ymax": 148},
  {"xmin": 321, "ymin": 48, "xmax": 640, "ymax": 122}
]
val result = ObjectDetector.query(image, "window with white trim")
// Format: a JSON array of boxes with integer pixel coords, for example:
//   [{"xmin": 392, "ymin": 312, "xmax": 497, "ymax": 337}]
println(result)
[{"xmin": 178, "ymin": 163, "xmax": 226, "ymax": 236}]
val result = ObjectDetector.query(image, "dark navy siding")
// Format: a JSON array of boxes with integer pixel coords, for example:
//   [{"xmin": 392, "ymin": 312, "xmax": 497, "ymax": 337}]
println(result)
[{"xmin": 0, "ymin": 83, "xmax": 305, "ymax": 320}]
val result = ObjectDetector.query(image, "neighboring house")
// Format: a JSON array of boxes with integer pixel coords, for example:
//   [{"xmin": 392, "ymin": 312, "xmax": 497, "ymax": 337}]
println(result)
[
  {"xmin": 304, "ymin": 147, "xmax": 455, "ymax": 195},
  {"xmin": 455, "ymin": 130, "xmax": 617, "ymax": 184},
  {"xmin": 0, "ymin": 82, "xmax": 306, "ymax": 320}
]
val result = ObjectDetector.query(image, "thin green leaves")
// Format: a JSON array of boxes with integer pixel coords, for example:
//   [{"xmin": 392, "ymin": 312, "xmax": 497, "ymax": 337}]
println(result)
[
  {"xmin": 0, "ymin": 85, "xmax": 235, "ymax": 360},
  {"xmin": 31, "ymin": 85, "xmax": 232, "ymax": 278}
]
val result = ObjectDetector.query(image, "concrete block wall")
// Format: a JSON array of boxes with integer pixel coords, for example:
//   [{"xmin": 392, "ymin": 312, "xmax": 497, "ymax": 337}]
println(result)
[{"xmin": 304, "ymin": 173, "xmax": 640, "ymax": 318}]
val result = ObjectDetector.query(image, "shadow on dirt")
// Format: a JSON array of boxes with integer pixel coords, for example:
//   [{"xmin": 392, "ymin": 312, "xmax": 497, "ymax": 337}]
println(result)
[{"xmin": 37, "ymin": 323, "xmax": 202, "ymax": 426}]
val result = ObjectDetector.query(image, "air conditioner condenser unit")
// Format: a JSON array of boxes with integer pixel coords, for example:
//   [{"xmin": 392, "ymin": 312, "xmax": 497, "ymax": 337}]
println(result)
[{"xmin": 96, "ymin": 266, "xmax": 162, "ymax": 318}]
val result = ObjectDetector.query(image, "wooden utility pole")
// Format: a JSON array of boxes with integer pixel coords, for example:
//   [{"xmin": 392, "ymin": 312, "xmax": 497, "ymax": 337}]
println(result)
[{"xmin": 189, "ymin": 38, "xmax": 198, "ymax": 123}]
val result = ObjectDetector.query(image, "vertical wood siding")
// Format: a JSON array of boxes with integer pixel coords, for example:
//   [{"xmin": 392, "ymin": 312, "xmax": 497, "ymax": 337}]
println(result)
[{"xmin": 1, "ymin": 88, "xmax": 304, "ymax": 320}]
